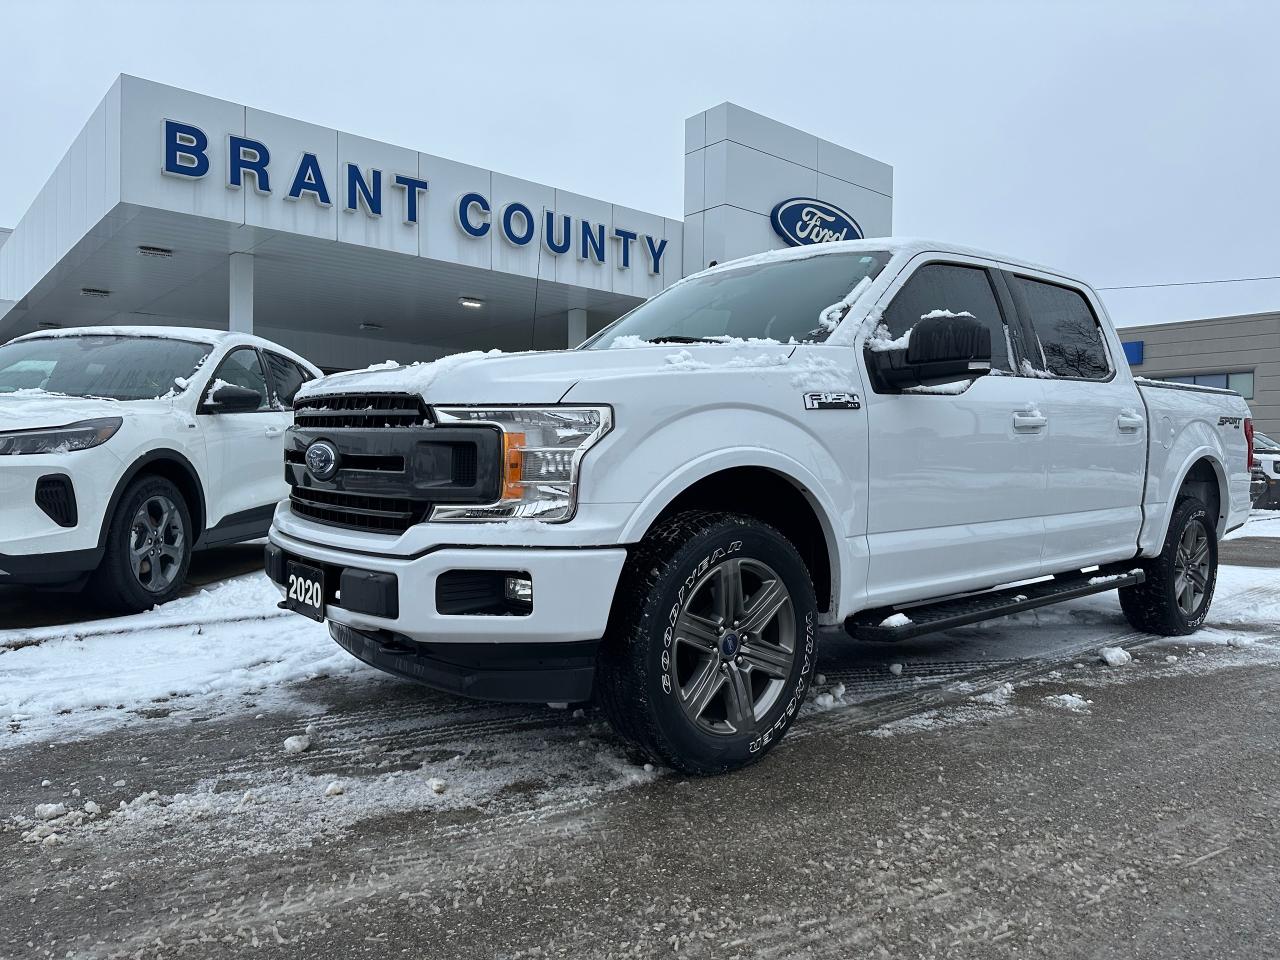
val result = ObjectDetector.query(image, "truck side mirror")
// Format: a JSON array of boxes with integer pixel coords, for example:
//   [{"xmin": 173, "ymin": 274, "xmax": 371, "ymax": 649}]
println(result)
[
  {"xmin": 205, "ymin": 382, "xmax": 262, "ymax": 412},
  {"xmin": 867, "ymin": 314, "xmax": 993, "ymax": 390}
]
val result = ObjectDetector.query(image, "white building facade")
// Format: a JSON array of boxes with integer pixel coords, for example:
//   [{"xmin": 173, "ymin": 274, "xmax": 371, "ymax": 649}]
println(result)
[{"xmin": 0, "ymin": 76, "xmax": 892, "ymax": 371}]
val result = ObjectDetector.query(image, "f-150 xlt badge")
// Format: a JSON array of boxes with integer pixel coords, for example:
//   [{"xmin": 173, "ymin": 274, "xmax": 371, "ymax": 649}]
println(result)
[{"xmin": 803, "ymin": 392, "xmax": 861, "ymax": 410}]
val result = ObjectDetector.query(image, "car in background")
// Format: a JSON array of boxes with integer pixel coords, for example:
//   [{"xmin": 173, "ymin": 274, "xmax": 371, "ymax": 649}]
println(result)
[
  {"xmin": 1252, "ymin": 430, "xmax": 1280, "ymax": 508},
  {"xmin": 0, "ymin": 326, "xmax": 320, "ymax": 612}
]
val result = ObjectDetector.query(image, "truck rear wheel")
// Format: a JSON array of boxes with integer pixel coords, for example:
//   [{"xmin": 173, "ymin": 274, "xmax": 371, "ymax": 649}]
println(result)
[
  {"xmin": 596, "ymin": 511, "xmax": 818, "ymax": 775},
  {"xmin": 91, "ymin": 475, "xmax": 193, "ymax": 614},
  {"xmin": 1119, "ymin": 495, "xmax": 1217, "ymax": 636}
]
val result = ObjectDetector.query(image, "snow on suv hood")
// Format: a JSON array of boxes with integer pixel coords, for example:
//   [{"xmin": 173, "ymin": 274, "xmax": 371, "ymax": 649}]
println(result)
[
  {"xmin": 0, "ymin": 389, "xmax": 170, "ymax": 432},
  {"xmin": 296, "ymin": 343, "xmax": 799, "ymax": 405}
]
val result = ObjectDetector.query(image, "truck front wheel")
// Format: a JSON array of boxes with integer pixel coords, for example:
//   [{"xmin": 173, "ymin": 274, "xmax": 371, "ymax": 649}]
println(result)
[
  {"xmin": 596, "ymin": 511, "xmax": 819, "ymax": 775},
  {"xmin": 1119, "ymin": 495, "xmax": 1218, "ymax": 636}
]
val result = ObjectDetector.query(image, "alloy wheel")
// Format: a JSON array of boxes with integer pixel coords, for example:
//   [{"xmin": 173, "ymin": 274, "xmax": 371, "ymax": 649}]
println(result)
[
  {"xmin": 1172, "ymin": 519, "xmax": 1210, "ymax": 617},
  {"xmin": 670, "ymin": 557, "xmax": 796, "ymax": 735},
  {"xmin": 129, "ymin": 494, "xmax": 185, "ymax": 593}
]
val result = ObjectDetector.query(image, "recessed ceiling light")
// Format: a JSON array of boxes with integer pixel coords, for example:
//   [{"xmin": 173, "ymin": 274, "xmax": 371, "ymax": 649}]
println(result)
[
  {"xmin": 137, "ymin": 245, "xmax": 174, "ymax": 258},
  {"xmin": 359, "ymin": 321, "xmax": 383, "ymax": 331},
  {"xmin": 80, "ymin": 287, "xmax": 110, "ymax": 298},
  {"xmin": 458, "ymin": 297, "xmax": 484, "ymax": 309}
]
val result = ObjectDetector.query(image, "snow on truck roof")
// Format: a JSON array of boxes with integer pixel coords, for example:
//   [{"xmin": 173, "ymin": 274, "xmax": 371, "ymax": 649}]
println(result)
[{"xmin": 692, "ymin": 237, "xmax": 1078, "ymax": 285}]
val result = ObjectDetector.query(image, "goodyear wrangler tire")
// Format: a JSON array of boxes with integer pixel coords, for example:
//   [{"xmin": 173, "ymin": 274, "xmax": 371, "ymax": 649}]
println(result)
[
  {"xmin": 1119, "ymin": 495, "xmax": 1218, "ymax": 636},
  {"xmin": 596, "ymin": 511, "xmax": 818, "ymax": 776}
]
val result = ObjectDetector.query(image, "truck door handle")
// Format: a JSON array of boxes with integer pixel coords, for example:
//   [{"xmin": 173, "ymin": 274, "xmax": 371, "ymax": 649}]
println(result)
[
  {"xmin": 1012, "ymin": 411, "xmax": 1048, "ymax": 432},
  {"xmin": 1117, "ymin": 412, "xmax": 1144, "ymax": 433},
  {"xmin": 264, "ymin": 426, "xmax": 285, "ymax": 438}
]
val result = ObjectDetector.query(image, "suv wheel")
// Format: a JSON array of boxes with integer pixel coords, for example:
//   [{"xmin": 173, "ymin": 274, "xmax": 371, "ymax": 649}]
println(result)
[
  {"xmin": 596, "ymin": 511, "xmax": 818, "ymax": 775},
  {"xmin": 92, "ymin": 476, "xmax": 193, "ymax": 613},
  {"xmin": 1119, "ymin": 495, "xmax": 1218, "ymax": 636}
]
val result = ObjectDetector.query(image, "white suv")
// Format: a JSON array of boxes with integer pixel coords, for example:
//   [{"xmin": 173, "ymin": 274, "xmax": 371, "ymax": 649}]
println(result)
[{"xmin": 0, "ymin": 326, "xmax": 320, "ymax": 611}]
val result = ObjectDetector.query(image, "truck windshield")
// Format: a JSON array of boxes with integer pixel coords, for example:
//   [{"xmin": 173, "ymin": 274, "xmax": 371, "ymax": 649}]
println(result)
[
  {"xmin": 584, "ymin": 250, "xmax": 891, "ymax": 348},
  {"xmin": 0, "ymin": 335, "xmax": 213, "ymax": 400}
]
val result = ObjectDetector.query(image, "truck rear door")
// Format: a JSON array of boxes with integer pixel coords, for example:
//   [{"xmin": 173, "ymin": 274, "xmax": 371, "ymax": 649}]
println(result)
[{"xmin": 1004, "ymin": 272, "xmax": 1146, "ymax": 572}]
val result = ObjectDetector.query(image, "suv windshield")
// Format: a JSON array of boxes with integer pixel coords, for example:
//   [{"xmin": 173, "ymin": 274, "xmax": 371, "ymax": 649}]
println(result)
[
  {"xmin": 584, "ymin": 251, "xmax": 891, "ymax": 349},
  {"xmin": 0, "ymin": 335, "xmax": 213, "ymax": 400},
  {"xmin": 1256, "ymin": 432, "xmax": 1278, "ymax": 452}
]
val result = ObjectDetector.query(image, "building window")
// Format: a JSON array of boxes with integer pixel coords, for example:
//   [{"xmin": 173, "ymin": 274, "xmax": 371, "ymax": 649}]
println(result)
[{"xmin": 1157, "ymin": 371, "xmax": 1254, "ymax": 399}]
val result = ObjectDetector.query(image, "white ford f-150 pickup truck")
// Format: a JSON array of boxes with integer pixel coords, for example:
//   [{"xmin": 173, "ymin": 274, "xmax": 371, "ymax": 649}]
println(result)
[
  {"xmin": 267, "ymin": 239, "xmax": 1254, "ymax": 774},
  {"xmin": 0, "ymin": 326, "xmax": 319, "ymax": 611}
]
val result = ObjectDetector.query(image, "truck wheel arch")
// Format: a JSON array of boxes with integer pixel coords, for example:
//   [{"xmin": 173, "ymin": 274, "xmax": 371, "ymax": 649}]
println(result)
[
  {"xmin": 97, "ymin": 450, "xmax": 208, "ymax": 550},
  {"xmin": 619, "ymin": 455, "xmax": 842, "ymax": 616},
  {"xmin": 1143, "ymin": 451, "xmax": 1228, "ymax": 555}
]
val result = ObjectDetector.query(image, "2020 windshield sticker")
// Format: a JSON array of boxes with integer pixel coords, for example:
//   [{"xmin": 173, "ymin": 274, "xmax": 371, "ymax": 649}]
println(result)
[{"xmin": 803, "ymin": 392, "xmax": 861, "ymax": 411}]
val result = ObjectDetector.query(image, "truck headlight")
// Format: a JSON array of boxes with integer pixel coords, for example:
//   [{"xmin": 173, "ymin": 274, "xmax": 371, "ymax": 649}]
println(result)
[
  {"xmin": 0, "ymin": 417, "xmax": 123, "ymax": 456},
  {"xmin": 429, "ymin": 406, "xmax": 611, "ymax": 522}
]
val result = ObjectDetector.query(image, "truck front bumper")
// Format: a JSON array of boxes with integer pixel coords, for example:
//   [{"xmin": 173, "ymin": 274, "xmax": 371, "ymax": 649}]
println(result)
[{"xmin": 266, "ymin": 527, "xmax": 628, "ymax": 701}]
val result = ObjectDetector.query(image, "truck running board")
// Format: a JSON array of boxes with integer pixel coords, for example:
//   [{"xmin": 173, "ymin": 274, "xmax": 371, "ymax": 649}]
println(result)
[{"xmin": 844, "ymin": 566, "xmax": 1146, "ymax": 642}]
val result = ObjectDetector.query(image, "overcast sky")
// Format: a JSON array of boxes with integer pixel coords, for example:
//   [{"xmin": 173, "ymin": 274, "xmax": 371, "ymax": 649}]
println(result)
[{"xmin": 2, "ymin": 0, "xmax": 1278, "ymax": 326}]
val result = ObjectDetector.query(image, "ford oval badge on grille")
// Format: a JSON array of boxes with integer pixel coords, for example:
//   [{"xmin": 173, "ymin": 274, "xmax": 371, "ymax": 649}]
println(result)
[
  {"xmin": 769, "ymin": 198, "xmax": 863, "ymax": 247},
  {"xmin": 305, "ymin": 440, "xmax": 340, "ymax": 481}
]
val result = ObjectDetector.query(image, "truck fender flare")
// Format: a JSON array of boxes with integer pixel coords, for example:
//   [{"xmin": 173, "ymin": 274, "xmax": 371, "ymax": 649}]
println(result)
[
  {"xmin": 617, "ymin": 446, "xmax": 846, "ymax": 598},
  {"xmin": 1142, "ymin": 446, "xmax": 1228, "ymax": 554}
]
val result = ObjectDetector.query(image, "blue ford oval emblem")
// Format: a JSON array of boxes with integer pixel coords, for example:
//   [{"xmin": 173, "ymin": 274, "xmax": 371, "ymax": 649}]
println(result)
[
  {"xmin": 769, "ymin": 198, "xmax": 863, "ymax": 247},
  {"xmin": 720, "ymin": 632, "xmax": 741, "ymax": 658},
  {"xmin": 305, "ymin": 440, "xmax": 339, "ymax": 481}
]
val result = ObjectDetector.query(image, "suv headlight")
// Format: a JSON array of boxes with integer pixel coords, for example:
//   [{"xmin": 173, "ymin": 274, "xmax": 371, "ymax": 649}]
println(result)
[
  {"xmin": 0, "ymin": 417, "xmax": 123, "ymax": 456},
  {"xmin": 429, "ymin": 406, "xmax": 611, "ymax": 522}
]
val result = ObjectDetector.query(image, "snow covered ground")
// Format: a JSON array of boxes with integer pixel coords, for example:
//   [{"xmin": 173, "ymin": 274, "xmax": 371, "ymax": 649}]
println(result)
[{"xmin": 3, "ymin": 510, "xmax": 1279, "ymax": 863}]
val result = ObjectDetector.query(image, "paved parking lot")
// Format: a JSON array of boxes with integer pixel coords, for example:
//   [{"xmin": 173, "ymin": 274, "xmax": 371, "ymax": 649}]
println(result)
[{"xmin": 3, "ymin": 524, "xmax": 1279, "ymax": 959}]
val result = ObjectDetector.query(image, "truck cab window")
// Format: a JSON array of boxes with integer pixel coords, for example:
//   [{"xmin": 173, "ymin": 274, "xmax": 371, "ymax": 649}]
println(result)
[
  {"xmin": 881, "ymin": 263, "xmax": 1012, "ymax": 371},
  {"xmin": 1012, "ymin": 277, "xmax": 1111, "ymax": 380}
]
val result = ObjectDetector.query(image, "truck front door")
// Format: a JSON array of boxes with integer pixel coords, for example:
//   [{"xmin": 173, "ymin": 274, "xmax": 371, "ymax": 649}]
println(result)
[{"xmin": 861, "ymin": 257, "xmax": 1048, "ymax": 608}]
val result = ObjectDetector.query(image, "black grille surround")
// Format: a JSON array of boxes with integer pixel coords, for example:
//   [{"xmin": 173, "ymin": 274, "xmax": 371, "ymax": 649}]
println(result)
[
  {"xmin": 285, "ymin": 394, "xmax": 501, "ymax": 534},
  {"xmin": 294, "ymin": 392, "xmax": 429, "ymax": 430}
]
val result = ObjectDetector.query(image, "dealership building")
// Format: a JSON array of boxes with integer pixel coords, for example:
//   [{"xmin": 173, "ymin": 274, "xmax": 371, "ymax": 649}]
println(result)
[
  {"xmin": 2, "ymin": 75, "xmax": 1275, "ymax": 434},
  {"xmin": 0, "ymin": 75, "xmax": 892, "ymax": 372}
]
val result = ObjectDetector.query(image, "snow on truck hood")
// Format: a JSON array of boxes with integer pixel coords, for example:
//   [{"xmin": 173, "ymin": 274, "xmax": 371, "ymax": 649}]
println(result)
[{"xmin": 296, "ymin": 341, "xmax": 801, "ymax": 405}]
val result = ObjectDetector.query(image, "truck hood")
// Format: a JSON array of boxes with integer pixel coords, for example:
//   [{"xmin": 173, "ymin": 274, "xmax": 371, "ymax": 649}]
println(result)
[
  {"xmin": 296, "ymin": 343, "xmax": 799, "ymax": 405},
  {"xmin": 0, "ymin": 390, "xmax": 175, "ymax": 432}
]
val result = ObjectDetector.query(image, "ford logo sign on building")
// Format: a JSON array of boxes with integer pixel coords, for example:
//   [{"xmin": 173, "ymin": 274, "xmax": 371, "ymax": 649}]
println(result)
[{"xmin": 770, "ymin": 198, "xmax": 863, "ymax": 247}]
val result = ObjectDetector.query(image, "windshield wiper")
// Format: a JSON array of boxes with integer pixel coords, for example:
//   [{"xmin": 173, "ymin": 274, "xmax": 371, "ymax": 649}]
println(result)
[{"xmin": 648, "ymin": 335, "xmax": 722, "ymax": 344}]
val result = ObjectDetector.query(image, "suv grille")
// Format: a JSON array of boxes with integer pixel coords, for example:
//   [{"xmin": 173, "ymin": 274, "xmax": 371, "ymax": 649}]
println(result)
[
  {"xmin": 290, "ymin": 486, "xmax": 428, "ymax": 534},
  {"xmin": 294, "ymin": 392, "xmax": 428, "ymax": 430}
]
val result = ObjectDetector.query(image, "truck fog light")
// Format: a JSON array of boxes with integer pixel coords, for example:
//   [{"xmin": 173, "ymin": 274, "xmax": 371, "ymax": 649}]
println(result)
[{"xmin": 504, "ymin": 575, "xmax": 533, "ymax": 605}]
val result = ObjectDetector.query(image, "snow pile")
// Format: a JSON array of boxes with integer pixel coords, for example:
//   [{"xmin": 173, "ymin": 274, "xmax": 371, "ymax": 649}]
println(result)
[
  {"xmin": 904, "ymin": 381, "xmax": 974, "ymax": 396},
  {"xmin": 664, "ymin": 350, "xmax": 712, "ymax": 371},
  {"xmin": 1098, "ymin": 646, "xmax": 1133, "ymax": 667},
  {"xmin": 919, "ymin": 309, "xmax": 975, "ymax": 321},
  {"xmin": 0, "ymin": 573, "xmax": 367, "ymax": 742},
  {"xmin": 283, "ymin": 735, "xmax": 311, "ymax": 754},
  {"xmin": 297, "ymin": 349, "xmax": 505, "ymax": 400},
  {"xmin": 1019, "ymin": 359, "xmax": 1056, "ymax": 379},
  {"xmin": 788, "ymin": 354, "xmax": 857, "ymax": 391},
  {"xmin": 609, "ymin": 335, "xmax": 657, "ymax": 349},
  {"xmin": 879, "ymin": 613, "xmax": 912, "ymax": 628},
  {"xmin": 816, "ymin": 275, "xmax": 873, "ymax": 333},
  {"xmin": 865, "ymin": 322, "xmax": 911, "ymax": 353},
  {"xmin": 723, "ymin": 353, "xmax": 790, "ymax": 370},
  {"xmin": 1224, "ymin": 510, "xmax": 1280, "ymax": 541},
  {"xmin": 1042, "ymin": 693, "xmax": 1092, "ymax": 712}
]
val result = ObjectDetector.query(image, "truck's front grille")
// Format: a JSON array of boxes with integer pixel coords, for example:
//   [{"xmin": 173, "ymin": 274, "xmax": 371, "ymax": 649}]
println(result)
[
  {"xmin": 290, "ymin": 486, "xmax": 428, "ymax": 534},
  {"xmin": 294, "ymin": 392, "xmax": 428, "ymax": 430}
]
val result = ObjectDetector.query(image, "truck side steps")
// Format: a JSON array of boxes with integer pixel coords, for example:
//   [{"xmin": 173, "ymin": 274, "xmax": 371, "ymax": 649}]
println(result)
[{"xmin": 844, "ymin": 566, "xmax": 1146, "ymax": 642}]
